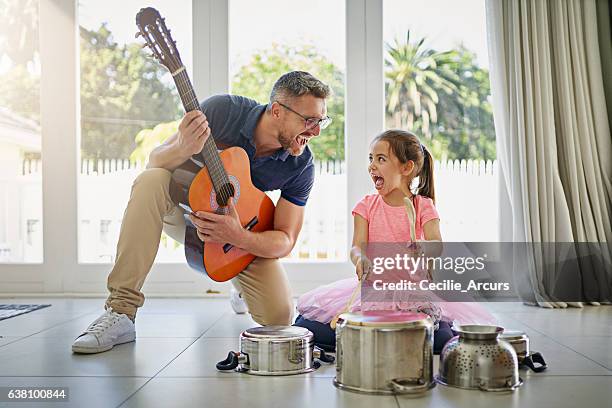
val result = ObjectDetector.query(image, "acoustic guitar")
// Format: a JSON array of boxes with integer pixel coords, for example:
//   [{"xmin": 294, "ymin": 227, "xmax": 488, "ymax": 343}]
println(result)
[{"xmin": 136, "ymin": 7, "xmax": 275, "ymax": 282}]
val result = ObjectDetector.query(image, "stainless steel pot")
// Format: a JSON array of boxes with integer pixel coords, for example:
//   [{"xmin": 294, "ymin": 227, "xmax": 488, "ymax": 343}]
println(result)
[
  {"xmin": 436, "ymin": 325, "xmax": 522, "ymax": 392},
  {"xmin": 499, "ymin": 330, "xmax": 547, "ymax": 372},
  {"xmin": 334, "ymin": 311, "xmax": 435, "ymax": 395},
  {"xmin": 499, "ymin": 330, "xmax": 529, "ymax": 359},
  {"xmin": 216, "ymin": 326, "xmax": 334, "ymax": 376}
]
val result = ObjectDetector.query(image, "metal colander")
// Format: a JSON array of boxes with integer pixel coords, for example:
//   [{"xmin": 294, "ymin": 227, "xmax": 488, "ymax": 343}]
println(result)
[{"xmin": 436, "ymin": 325, "xmax": 522, "ymax": 392}]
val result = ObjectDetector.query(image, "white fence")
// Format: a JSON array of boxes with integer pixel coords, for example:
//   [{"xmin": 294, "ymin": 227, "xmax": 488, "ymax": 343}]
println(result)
[{"xmin": 0, "ymin": 158, "xmax": 498, "ymax": 263}]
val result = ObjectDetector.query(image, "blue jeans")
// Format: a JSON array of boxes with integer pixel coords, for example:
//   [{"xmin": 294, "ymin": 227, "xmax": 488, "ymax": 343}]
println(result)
[{"xmin": 294, "ymin": 315, "xmax": 455, "ymax": 354}]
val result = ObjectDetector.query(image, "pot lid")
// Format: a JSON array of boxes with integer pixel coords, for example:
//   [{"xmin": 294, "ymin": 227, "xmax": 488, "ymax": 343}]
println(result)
[
  {"xmin": 242, "ymin": 325, "xmax": 312, "ymax": 340},
  {"xmin": 338, "ymin": 311, "xmax": 432, "ymax": 327}
]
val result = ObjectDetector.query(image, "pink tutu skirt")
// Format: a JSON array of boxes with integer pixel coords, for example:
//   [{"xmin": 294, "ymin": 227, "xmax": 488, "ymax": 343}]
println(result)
[{"xmin": 297, "ymin": 277, "xmax": 497, "ymax": 325}]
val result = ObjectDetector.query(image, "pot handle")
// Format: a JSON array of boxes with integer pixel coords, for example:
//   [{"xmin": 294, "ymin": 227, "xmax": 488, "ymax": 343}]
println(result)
[
  {"xmin": 216, "ymin": 351, "xmax": 246, "ymax": 371},
  {"xmin": 522, "ymin": 352, "xmax": 547, "ymax": 372},
  {"xmin": 313, "ymin": 347, "xmax": 335, "ymax": 364},
  {"xmin": 389, "ymin": 377, "xmax": 433, "ymax": 394}
]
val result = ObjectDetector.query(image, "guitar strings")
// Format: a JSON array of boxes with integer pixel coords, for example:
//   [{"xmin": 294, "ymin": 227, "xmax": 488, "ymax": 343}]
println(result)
[
  {"xmin": 174, "ymin": 70, "xmax": 233, "ymax": 206},
  {"xmin": 142, "ymin": 28, "xmax": 231, "ymax": 204},
  {"xmin": 176, "ymin": 74, "xmax": 234, "ymax": 205},
  {"xmin": 148, "ymin": 22, "xmax": 234, "ymax": 210}
]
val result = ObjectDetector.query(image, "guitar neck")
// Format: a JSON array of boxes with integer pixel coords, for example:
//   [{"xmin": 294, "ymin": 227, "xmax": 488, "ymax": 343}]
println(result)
[
  {"xmin": 173, "ymin": 68, "xmax": 201, "ymax": 113},
  {"xmin": 172, "ymin": 68, "xmax": 229, "ymax": 191}
]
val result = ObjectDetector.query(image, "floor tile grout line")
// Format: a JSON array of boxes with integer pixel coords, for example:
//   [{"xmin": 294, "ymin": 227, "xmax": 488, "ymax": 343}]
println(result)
[
  {"xmin": 0, "ymin": 337, "xmax": 26, "ymax": 349},
  {"xmin": 1, "ymin": 310, "xmax": 231, "ymax": 343},
  {"xmin": 507, "ymin": 315, "xmax": 612, "ymax": 372},
  {"xmin": 0, "ymin": 376, "xmax": 150, "ymax": 380},
  {"xmin": 519, "ymin": 374, "xmax": 612, "ymax": 377},
  {"xmin": 1, "ymin": 374, "xmax": 611, "ymax": 379},
  {"xmin": 498, "ymin": 311, "xmax": 579, "ymax": 340},
  {"xmin": 18, "ymin": 336, "xmax": 211, "ymax": 339},
  {"xmin": 115, "ymin": 312, "xmax": 230, "ymax": 408},
  {"xmin": 120, "ymin": 376, "xmax": 341, "ymax": 380},
  {"xmin": 0, "ymin": 308, "xmax": 100, "ymax": 349},
  {"xmin": 0, "ymin": 305, "xmax": 610, "ymax": 405},
  {"xmin": 2, "ymin": 336, "xmax": 236, "ymax": 340},
  {"xmin": 545, "ymin": 335, "xmax": 612, "ymax": 338},
  {"xmin": 152, "ymin": 376, "xmax": 339, "ymax": 379},
  {"xmin": 134, "ymin": 373, "xmax": 612, "ymax": 378},
  {"xmin": 478, "ymin": 311, "xmax": 612, "ymax": 373}
]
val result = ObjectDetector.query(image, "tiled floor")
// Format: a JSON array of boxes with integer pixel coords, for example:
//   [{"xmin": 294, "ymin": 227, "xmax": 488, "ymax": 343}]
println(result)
[{"xmin": 0, "ymin": 297, "xmax": 610, "ymax": 407}]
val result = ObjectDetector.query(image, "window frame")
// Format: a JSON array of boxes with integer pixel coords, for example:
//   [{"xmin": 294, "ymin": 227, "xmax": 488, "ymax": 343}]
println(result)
[{"xmin": 0, "ymin": 0, "xmax": 389, "ymax": 296}]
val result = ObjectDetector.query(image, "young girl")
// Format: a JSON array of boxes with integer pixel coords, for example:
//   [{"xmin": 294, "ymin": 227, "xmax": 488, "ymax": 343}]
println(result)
[{"xmin": 295, "ymin": 130, "xmax": 495, "ymax": 352}]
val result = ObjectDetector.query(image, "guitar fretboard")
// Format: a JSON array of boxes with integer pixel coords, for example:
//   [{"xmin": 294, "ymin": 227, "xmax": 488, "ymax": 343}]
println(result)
[{"xmin": 173, "ymin": 69, "xmax": 231, "ymax": 203}]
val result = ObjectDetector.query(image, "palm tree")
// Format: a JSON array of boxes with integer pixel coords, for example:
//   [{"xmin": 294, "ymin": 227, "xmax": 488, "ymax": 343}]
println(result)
[{"xmin": 385, "ymin": 31, "xmax": 461, "ymax": 137}]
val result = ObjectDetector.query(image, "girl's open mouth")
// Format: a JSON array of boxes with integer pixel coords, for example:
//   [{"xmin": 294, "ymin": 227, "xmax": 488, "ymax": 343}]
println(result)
[{"xmin": 372, "ymin": 175, "xmax": 384, "ymax": 190}]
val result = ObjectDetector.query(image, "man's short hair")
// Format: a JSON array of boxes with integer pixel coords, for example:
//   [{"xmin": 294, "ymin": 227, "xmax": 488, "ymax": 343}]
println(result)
[{"xmin": 269, "ymin": 71, "xmax": 330, "ymax": 104}]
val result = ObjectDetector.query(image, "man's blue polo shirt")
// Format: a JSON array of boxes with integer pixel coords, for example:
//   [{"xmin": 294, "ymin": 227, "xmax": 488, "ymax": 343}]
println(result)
[{"xmin": 199, "ymin": 94, "xmax": 315, "ymax": 206}]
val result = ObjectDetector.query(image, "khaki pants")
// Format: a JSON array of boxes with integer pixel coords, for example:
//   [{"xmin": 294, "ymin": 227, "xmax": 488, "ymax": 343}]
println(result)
[{"xmin": 104, "ymin": 168, "xmax": 294, "ymax": 325}]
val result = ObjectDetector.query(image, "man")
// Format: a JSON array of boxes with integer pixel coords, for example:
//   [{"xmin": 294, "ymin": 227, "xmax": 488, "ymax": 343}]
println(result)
[{"xmin": 72, "ymin": 71, "xmax": 331, "ymax": 354}]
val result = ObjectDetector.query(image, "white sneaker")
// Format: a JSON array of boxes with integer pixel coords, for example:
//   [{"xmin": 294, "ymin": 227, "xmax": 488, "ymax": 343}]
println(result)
[
  {"xmin": 230, "ymin": 287, "xmax": 248, "ymax": 314},
  {"xmin": 71, "ymin": 308, "xmax": 136, "ymax": 354}
]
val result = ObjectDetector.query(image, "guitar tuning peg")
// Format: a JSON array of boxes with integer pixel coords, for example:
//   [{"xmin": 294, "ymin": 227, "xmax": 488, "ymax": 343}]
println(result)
[{"xmin": 135, "ymin": 31, "xmax": 142, "ymax": 38}]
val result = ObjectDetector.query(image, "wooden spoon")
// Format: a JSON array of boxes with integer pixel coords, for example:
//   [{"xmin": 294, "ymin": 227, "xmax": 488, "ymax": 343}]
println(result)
[
  {"xmin": 330, "ymin": 281, "xmax": 361, "ymax": 329},
  {"xmin": 404, "ymin": 196, "xmax": 417, "ymax": 243}
]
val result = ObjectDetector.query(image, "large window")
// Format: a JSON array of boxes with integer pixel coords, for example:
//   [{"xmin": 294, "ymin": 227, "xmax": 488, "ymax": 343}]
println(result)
[
  {"xmin": 229, "ymin": 0, "xmax": 347, "ymax": 260},
  {"xmin": 78, "ymin": 0, "xmax": 192, "ymax": 263},
  {"xmin": 0, "ymin": 0, "xmax": 506, "ymax": 293},
  {"xmin": 383, "ymin": 0, "xmax": 498, "ymax": 241},
  {"xmin": 0, "ymin": 0, "xmax": 43, "ymax": 262}
]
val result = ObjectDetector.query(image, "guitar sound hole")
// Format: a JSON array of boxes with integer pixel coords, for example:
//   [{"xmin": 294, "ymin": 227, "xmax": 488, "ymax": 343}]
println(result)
[{"xmin": 216, "ymin": 183, "xmax": 235, "ymax": 206}]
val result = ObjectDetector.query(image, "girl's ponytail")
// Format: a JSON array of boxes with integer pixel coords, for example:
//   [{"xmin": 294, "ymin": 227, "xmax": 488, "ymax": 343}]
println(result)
[{"xmin": 417, "ymin": 146, "xmax": 435, "ymax": 204}]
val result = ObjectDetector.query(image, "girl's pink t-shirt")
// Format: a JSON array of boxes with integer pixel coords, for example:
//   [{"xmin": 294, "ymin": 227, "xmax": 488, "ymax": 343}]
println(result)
[{"xmin": 352, "ymin": 194, "xmax": 439, "ymax": 242}]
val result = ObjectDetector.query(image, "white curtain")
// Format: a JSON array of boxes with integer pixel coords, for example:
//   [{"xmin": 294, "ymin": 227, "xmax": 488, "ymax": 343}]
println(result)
[{"xmin": 486, "ymin": 0, "xmax": 612, "ymax": 307}]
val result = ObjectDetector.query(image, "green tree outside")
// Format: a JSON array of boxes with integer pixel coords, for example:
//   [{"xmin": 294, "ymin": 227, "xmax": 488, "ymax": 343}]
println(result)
[
  {"xmin": 132, "ymin": 44, "xmax": 347, "ymax": 163},
  {"xmin": 0, "ymin": 0, "xmax": 495, "ymax": 164},
  {"xmin": 0, "ymin": 0, "xmax": 38, "ymax": 67},
  {"xmin": 385, "ymin": 31, "xmax": 461, "ymax": 137},
  {"xmin": 433, "ymin": 46, "xmax": 496, "ymax": 161},
  {"xmin": 385, "ymin": 31, "xmax": 496, "ymax": 161},
  {"xmin": 0, "ymin": 0, "xmax": 40, "ymax": 121},
  {"xmin": 129, "ymin": 121, "xmax": 178, "ymax": 164},
  {"xmin": 231, "ymin": 44, "xmax": 345, "ymax": 161},
  {"xmin": 0, "ymin": 5, "xmax": 183, "ymax": 163},
  {"xmin": 80, "ymin": 24, "xmax": 182, "ymax": 161},
  {"xmin": 0, "ymin": 64, "xmax": 40, "ymax": 121}
]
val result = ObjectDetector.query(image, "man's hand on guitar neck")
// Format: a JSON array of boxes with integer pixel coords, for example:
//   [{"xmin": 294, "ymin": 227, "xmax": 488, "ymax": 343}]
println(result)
[
  {"xmin": 147, "ymin": 110, "xmax": 210, "ymax": 171},
  {"xmin": 177, "ymin": 110, "xmax": 210, "ymax": 156}
]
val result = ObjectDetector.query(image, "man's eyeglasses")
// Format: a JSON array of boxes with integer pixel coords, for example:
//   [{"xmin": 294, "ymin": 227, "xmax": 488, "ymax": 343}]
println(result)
[{"xmin": 276, "ymin": 101, "xmax": 332, "ymax": 130}]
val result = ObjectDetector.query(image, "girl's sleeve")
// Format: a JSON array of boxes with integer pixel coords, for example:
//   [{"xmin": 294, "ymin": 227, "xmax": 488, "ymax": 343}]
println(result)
[
  {"xmin": 351, "ymin": 195, "xmax": 370, "ymax": 221},
  {"xmin": 419, "ymin": 196, "xmax": 440, "ymax": 226}
]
